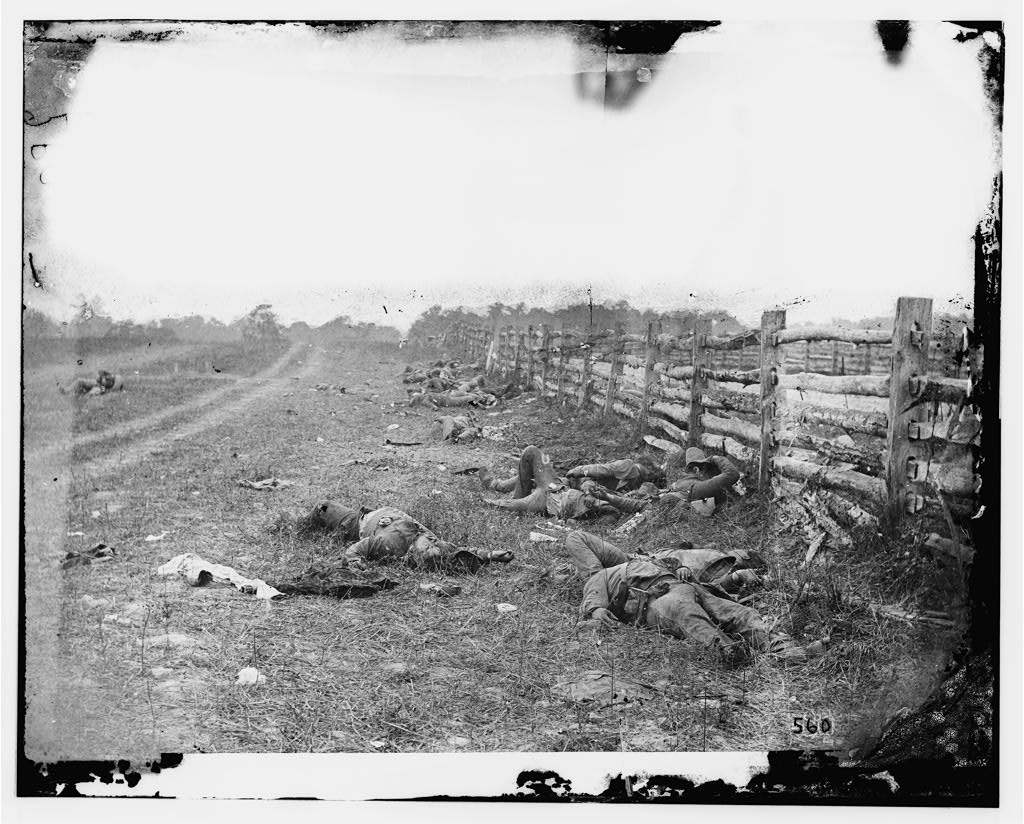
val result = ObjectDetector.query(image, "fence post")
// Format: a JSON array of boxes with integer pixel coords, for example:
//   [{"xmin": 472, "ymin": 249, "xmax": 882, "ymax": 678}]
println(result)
[
  {"xmin": 831, "ymin": 340, "xmax": 839, "ymax": 375},
  {"xmin": 603, "ymin": 322, "xmax": 624, "ymax": 418},
  {"xmin": 885, "ymin": 297, "xmax": 934, "ymax": 519},
  {"xmin": 578, "ymin": 333, "xmax": 592, "ymax": 411},
  {"xmin": 512, "ymin": 328, "xmax": 523, "ymax": 388},
  {"xmin": 640, "ymin": 321, "xmax": 660, "ymax": 436},
  {"xmin": 689, "ymin": 318, "xmax": 711, "ymax": 446},
  {"xmin": 758, "ymin": 309, "xmax": 787, "ymax": 490},
  {"xmin": 526, "ymin": 325, "xmax": 535, "ymax": 391},
  {"xmin": 863, "ymin": 343, "xmax": 873, "ymax": 375},
  {"xmin": 556, "ymin": 323, "xmax": 567, "ymax": 404},
  {"xmin": 540, "ymin": 324, "xmax": 550, "ymax": 398}
]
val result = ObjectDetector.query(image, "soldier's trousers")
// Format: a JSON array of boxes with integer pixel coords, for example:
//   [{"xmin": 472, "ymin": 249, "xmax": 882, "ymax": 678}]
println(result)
[{"xmin": 491, "ymin": 445, "xmax": 559, "ymax": 498}]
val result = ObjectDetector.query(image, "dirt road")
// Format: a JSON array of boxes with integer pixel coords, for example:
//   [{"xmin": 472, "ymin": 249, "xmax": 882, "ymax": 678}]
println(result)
[{"xmin": 21, "ymin": 340, "xmax": 950, "ymax": 763}]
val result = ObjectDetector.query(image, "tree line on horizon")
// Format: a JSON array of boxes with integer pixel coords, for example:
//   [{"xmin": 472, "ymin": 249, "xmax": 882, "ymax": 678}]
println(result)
[
  {"xmin": 21, "ymin": 303, "xmax": 402, "ymax": 347},
  {"xmin": 405, "ymin": 299, "xmax": 971, "ymax": 342},
  {"xmin": 23, "ymin": 296, "xmax": 970, "ymax": 354}
]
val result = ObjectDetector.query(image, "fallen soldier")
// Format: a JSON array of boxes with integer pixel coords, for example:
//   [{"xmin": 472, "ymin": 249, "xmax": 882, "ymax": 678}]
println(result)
[
  {"xmin": 306, "ymin": 501, "xmax": 514, "ymax": 571},
  {"xmin": 480, "ymin": 446, "xmax": 658, "ymax": 522},
  {"xmin": 435, "ymin": 414, "xmax": 481, "ymax": 442},
  {"xmin": 565, "ymin": 456, "xmax": 666, "ymax": 493},
  {"xmin": 60, "ymin": 369, "xmax": 125, "ymax": 395},
  {"xmin": 565, "ymin": 530, "xmax": 761, "ymax": 595},
  {"xmin": 661, "ymin": 448, "xmax": 741, "ymax": 516},
  {"xmin": 60, "ymin": 377, "xmax": 99, "ymax": 395},
  {"xmin": 565, "ymin": 530, "xmax": 825, "ymax": 664},
  {"xmin": 96, "ymin": 369, "xmax": 125, "ymax": 392},
  {"xmin": 409, "ymin": 388, "xmax": 497, "ymax": 409}
]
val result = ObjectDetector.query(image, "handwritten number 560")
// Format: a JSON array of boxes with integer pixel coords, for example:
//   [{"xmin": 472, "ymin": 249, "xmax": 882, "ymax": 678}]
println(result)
[{"xmin": 792, "ymin": 716, "xmax": 832, "ymax": 735}]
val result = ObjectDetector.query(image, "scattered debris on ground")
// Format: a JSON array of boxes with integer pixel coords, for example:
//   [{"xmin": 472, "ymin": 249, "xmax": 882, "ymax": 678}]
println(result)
[
  {"xmin": 551, "ymin": 671, "xmax": 661, "ymax": 705},
  {"xmin": 238, "ymin": 478, "xmax": 294, "ymax": 491},
  {"xmin": 157, "ymin": 553, "xmax": 283, "ymax": 599},
  {"xmin": 61, "ymin": 543, "xmax": 115, "ymax": 570},
  {"xmin": 419, "ymin": 582, "xmax": 461, "ymax": 597},
  {"xmin": 236, "ymin": 667, "xmax": 266, "ymax": 686}
]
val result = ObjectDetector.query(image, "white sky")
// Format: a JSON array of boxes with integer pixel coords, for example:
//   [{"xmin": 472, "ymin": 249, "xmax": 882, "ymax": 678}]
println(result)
[{"xmin": 33, "ymin": 20, "xmax": 998, "ymax": 332}]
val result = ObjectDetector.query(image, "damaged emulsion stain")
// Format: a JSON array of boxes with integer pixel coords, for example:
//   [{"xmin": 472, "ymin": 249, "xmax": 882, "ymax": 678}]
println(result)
[
  {"xmin": 570, "ymin": 21, "xmax": 720, "ymax": 111},
  {"xmin": 500, "ymin": 754, "xmax": 990, "ymax": 803},
  {"xmin": 875, "ymin": 21, "xmax": 911, "ymax": 65},
  {"xmin": 19, "ymin": 752, "xmax": 184, "ymax": 796}
]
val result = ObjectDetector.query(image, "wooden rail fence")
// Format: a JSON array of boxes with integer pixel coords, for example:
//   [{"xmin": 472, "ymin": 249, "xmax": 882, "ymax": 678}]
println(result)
[{"xmin": 444, "ymin": 297, "xmax": 980, "ymax": 546}]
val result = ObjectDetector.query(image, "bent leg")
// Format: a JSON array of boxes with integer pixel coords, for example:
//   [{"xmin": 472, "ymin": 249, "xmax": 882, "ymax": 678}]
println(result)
[
  {"xmin": 644, "ymin": 583, "xmax": 733, "ymax": 650},
  {"xmin": 692, "ymin": 587, "xmax": 770, "ymax": 651},
  {"xmin": 514, "ymin": 446, "xmax": 558, "ymax": 498},
  {"xmin": 483, "ymin": 487, "xmax": 549, "ymax": 515},
  {"xmin": 565, "ymin": 531, "xmax": 629, "ymax": 578}
]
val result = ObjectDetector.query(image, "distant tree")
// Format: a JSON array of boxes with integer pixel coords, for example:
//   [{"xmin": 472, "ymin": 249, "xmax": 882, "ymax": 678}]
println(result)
[
  {"xmin": 23, "ymin": 307, "xmax": 60, "ymax": 339},
  {"xmin": 241, "ymin": 304, "xmax": 283, "ymax": 345}
]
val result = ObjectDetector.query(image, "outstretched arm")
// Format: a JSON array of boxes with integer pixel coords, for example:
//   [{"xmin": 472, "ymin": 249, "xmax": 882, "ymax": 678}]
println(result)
[
  {"xmin": 565, "ymin": 463, "xmax": 617, "ymax": 482},
  {"xmin": 595, "ymin": 490, "xmax": 649, "ymax": 515},
  {"xmin": 343, "ymin": 537, "xmax": 389, "ymax": 566},
  {"xmin": 685, "ymin": 456, "xmax": 741, "ymax": 501},
  {"xmin": 483, "ymin": 488, "xmax": 548, "ymax": 515}
]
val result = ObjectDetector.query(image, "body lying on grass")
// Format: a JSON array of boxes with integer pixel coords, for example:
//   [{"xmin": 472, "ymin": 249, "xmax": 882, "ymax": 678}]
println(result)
[
  {"xmin": 435, "ymin": 414, "xmax": 480, "ymax": 442},
  {"xmin": 308, "ymin": 501, "xmax": 514, "ymax": 571},
  {"xmin": 661, "ymin": 447, "xmax": 741, "ymax": 517},
  {"xmin": 480, "ymin": 445, "xmax": 660, "ymax": 522},
  {"xmin": 565, "ymin": 530, "xmax": 826, "ymax": 665},
  {"xmin": 409, "ymin": 388, "xmax": 497, "ymax": 409},
  {"xmin": 59, "ymin": 369, "xmax": 125, "ymax": 396},
  {"xmin": 564, "ymin": 456, "xmax": 666, "ymax": 493}
]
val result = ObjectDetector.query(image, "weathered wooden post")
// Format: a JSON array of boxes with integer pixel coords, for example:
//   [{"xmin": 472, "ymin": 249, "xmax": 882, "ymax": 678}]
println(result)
[
  {"xmin": 863, "ymin": 342, "xmax": 873, "ymax": 375},
  {"xmin": 885, "ymin": 297, "xmax": 934, "ymax": 519},
  {"xmin": 831, "ymin": 340, "xmax": 840, "ymax": 375},
  {"xmin": 556, "ymin": 323, "xmax": 568, "ymax": 404},
  {"xmin": 539, "ymin": 324, "xmax": 550, "ymax": 398},
  {"xmin": 803, "ymin": 340, "xmax": 811, "ymax": 373},
  {"xmin": 578, "ymin": 332, "xmax": 593, "ymax": 411},
  {"xmin": 499, "ymin": 325, "xmax": 508, "ymax": 378},
  {"xmin": 603, "ymin": 322, "xmax": 625, "ymax": 418},
  {"xmin": 525, "ymin": 325, "xmax": 535, "ymax": 391},
  {"xmin": 512, "ymin": 327, "xmax": 523, "ymax": 388},
  {"xmin": 640, "ymin": 321, "xmax": 660, "ymax": 435},
  {"xmin": 505, "ymin": 326, "xmax": 515, "ymax": 378},
  {"xmin": 689, "ymin": 318, "xmax": 711, "ymax": 447},
  {"xmin": 758, "ymin": 309, "xmax": 787, "ymax": 490}
]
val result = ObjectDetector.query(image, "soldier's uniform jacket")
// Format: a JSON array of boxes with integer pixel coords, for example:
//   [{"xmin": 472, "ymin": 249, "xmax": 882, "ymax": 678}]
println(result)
[
  {"xmin": 670, "ymin": 455, "xmax": 741, "ymax": 505},
  {"xmin": 579, "ymin": 556, "xmax": 681, "ymax": 621},
  {"xmin": 346, "ymin": 506, "xmax": 450, "ymax": 567}
]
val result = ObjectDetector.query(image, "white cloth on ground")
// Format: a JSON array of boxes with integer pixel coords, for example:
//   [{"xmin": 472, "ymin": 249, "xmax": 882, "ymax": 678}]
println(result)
[{"xmin": 157, "ymin": 553, "xmax": 282, "ymax": 600}]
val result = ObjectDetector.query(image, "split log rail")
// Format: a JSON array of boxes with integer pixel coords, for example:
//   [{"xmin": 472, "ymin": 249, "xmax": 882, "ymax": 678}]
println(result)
[{"xmin": 445, "ymin": 296, "xmax": 979, "ymax": 546}]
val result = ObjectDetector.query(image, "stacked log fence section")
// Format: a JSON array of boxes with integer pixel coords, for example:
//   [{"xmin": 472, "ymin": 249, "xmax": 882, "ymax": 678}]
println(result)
[{"xmin": 443, "ymin": 295, "xmax": 979, "ymax": 550}]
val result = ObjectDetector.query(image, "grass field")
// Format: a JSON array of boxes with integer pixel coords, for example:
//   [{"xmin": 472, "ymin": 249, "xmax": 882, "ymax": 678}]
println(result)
[{"xmin": 21, "ymin": 336, "xmax": 966, "ymax": 761}]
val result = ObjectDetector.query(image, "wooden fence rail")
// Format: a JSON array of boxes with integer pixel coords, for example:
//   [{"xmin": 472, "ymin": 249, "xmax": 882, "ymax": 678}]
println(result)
[{"xmin": 444, "ymin": 296, "xmax": 979, "ymax": 541}]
